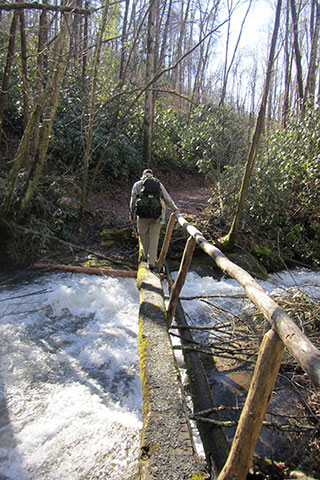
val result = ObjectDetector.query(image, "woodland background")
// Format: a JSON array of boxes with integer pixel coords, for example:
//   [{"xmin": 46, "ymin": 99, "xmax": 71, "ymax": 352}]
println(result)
[{"xmin": 0, "ymin": 0, "xmax": 319, "ymax": 267}]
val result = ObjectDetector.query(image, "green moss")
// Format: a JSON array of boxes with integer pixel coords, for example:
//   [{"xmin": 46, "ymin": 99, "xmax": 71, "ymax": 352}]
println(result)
[
  {"xmin": 187, "ymin": 474, "xmax": 207, "ymax": 480},
  {"xmin": 251, "ymin": 243, "xmax": 283, "ymax": 272},
  {"xmin": 252, "ymin": 244, "xmax": 272, "ymax": 257},
  {"xmin": 100, "ymin": 227, "xmax": 136, "ymax": 247},
  {"xmin": 101, "ymin": 239, "xmax": 114, "ymax": 247},
  {"xmin": 138, "ymin": 314, "xmax": 150, "ymax": 418},
  {"xmin": 137, "ymin": 265, "xmax": 148, "ymax": 282}
]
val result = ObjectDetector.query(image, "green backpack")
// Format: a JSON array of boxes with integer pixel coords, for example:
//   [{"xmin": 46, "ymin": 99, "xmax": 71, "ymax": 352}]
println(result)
[{"xmin": 135, "ymin": 176, "xmax": 162, "ymax": 219}]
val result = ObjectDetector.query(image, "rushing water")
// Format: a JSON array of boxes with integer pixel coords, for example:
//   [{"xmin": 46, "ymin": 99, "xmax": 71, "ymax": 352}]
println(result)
[
  {"xmin": 0, "ymin": 267, "xmax": 319, "ymax": 479},
  {"xmin": 0, "ymin": 272, "xmax": 142, "ymax": 480}
]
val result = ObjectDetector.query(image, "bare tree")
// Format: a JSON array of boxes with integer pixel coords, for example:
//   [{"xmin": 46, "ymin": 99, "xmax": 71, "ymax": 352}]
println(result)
[
  {"xmin": 290, "ymin": 0, "xmax": 304, "ymax": 104},
  {"xmin": 82, "ymin": 0, "xmax": 89, "ymax": 82},
  {"xmin": 223, "ymin": 0, "xmax": 282, "ymax": 245},
  {"xmin": 143, "ymin": 0, "xmax": 156, "ymax": 167},
  {"xmin": 1, "ymin": 2, "xmax": 74, "ymax": 219},
  {"xmin": 0, "ymin": 10, "xmax": 19, "ymax": 138},
  {"xmin": 219, "ymin": 0, "xmax": 253, "ymax": 108},
  {"xmin": 303, "ymin": 0, "xmax": 320, "ymax": 110},
  {"xmin": 34, "ymin": 0, "xmax": 49, "ymax": 153},
  {"xmin": 189, "ymin": 0, "xmax": 220, "ymax": 114},
  {"xmin": 158, "ymin": 0, "xmax": 173, "ymax": 70},
  {"xmin": 282, "ymin": 0, "xmax": 293, "ymax": 126}
]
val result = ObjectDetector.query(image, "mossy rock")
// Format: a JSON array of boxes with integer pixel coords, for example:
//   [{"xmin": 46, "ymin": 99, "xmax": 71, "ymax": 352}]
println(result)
[
  {"xmin": 101, "ymin": 227, "xmax": 137, "ymax": 247},
  {"xmin": 251, "ymin": 244, "xmax": 284, "ymax": 272},
  {"xmin": 227, "ymin": 252, "xmax": 268, "ymax": 280}
]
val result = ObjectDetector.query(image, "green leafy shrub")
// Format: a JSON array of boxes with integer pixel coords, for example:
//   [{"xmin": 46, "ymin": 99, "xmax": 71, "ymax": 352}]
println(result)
[
  {"xmin": 152, "ymin": 106, "xmax": 189, "ymax": 169},
  {"xmin": 151, "ymin": 101, "xmax": 249, "ymax": 175},
  {"xmin": 246, "ymin": 106, "xmax": 320, "ymax": 265},
  {"xmin": 181, "ymin": 103, "xmax": 250, "ymax": 176},
  {"xmin": 1, "ymin": 63, "xmax": 26, "ymax": 136},
  {"xmin": 51, "ymin": 83, "xmax": 89, "ymax": 172},
  {"xmin": 51, "ymin": 84, "xmax": 144, "ymax": 183}
]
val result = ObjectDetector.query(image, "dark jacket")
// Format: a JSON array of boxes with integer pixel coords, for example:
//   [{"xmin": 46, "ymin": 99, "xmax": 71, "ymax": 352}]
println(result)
[{"xmin": 129, "ymin": 172, "xmax": 177, "ymax": 220}]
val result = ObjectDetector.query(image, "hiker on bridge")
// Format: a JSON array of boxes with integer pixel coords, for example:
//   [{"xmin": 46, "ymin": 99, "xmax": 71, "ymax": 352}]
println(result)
[{"xmin": 130, "ymin": 169, "xmax": 178, "ymax": 272}]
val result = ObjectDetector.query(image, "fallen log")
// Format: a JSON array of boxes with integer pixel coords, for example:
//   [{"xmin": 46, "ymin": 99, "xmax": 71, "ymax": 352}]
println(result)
[{"xmin": 33, "ymin": 263, "xmax": 137, "ymax": 278}]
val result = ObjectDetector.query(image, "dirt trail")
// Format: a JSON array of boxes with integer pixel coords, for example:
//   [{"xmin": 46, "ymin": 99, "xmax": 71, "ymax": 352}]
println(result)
[
  {"xmin": 84, "ymin": 172, "xmax": 212, "ymax": 261},
  {"xmin": 87, "ymin": 173, "xmax": 212, "ymax": 226}
]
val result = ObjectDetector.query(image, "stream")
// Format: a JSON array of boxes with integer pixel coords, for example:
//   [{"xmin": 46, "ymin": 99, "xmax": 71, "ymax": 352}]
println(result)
[{"xmin": 0, "ymin": 267, "xmax": 319, "ymax": 479}]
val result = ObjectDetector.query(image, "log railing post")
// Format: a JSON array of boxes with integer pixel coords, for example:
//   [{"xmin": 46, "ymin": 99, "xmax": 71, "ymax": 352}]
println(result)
[
  {"xmin": 166, "ymin": 236, "xmax": 196, "ymax": 328},
  {"xmin": 158, "ymin": 212, "xmax": 176, "ymax": 272},
  {"xmin": 217, "ymin": 328, "xmax": 285, "ymax": 480}
]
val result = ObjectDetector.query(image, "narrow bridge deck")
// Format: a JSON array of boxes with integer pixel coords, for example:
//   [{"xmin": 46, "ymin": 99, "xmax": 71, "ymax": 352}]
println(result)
[{"xmin": 136, "ymin": 259, "xmax": 208, "ymax": 480}]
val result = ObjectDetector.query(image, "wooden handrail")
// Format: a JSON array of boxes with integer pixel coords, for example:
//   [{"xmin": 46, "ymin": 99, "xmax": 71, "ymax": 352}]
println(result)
[
  {"xmin": 158, "ymin": 211, "xmax": 320, "ymax": 479},
  {"xmin": 172, "ymin": 212, "xmax": 320, "ymax": 388}
]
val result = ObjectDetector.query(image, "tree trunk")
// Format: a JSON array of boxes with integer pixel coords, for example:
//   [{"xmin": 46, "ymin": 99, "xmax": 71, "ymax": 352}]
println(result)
[
  {"xmin": 158, "ymin": 0, "xmax": 172, "ymax": 69},
  {"xmin": 290, "ymin": 0, "xmax": 304, "ymax": 104},
  {"xmin": 119, "ymin": 0, "xmax": 130, "ymax": 82},
  {"xmin": 0, "ymin": 10, "xmax": 18, "ymax": 138},
  {"xmin": 142, "ymin": 0, "xmax": 156, "ymax": 167},
  {"xmin": 107, "ymin": 0, "xmax": 130, "ymax": 132},
  {"xmin": 167, "ymin": 236, "xmax": 196, "ymax": 327},
  {"xmin": 1, "ymin": 102, "xmax": 45, "ymax": 216},
  {"xmin": 82, "ymin": 0, "xmax": 89, "ymax": 82},
  {"xmin": 34, "ymin": 263, "xmax": 137, "ymax": 277},
  {"xmin": 18, "ymin": 1, "xmax": 72, "ymax": 218},
  {"xmin": 303, "ymin": 0, "xmax": 320, "ymax": 110},
  {"xmin": 34, "ymin": 0, "xmax": 48, "ymax": 153},
  {"xmin": 223, "ymin": 0, "xmax": 282, "ymax": 245},
  {"xmin": 217, "ymin": 329, "xmax": 285, "ymax": 480},
  {"xmin": 219, "ymin": 0, "xmax": 252, "ymax": 108},
  {"xmin": 19, "ymin": 4, "xmax": 30, "ymax": 170},
  {"xmin": 282, "ymin": 0, "xmax": 292, "ymax": 127}
]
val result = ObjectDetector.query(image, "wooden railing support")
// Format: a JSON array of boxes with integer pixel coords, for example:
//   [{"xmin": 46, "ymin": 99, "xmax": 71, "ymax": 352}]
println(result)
[
  {"xmin": 167, "ymin": 236, "xmax": 196, "ymax": 328},
  {"xmin": 217, "ymin": 328, "xmax": 285, "ymax": 480},
  {"xmin": 158, "ymin": 212, "xmax": 176, "ymax": 272}
]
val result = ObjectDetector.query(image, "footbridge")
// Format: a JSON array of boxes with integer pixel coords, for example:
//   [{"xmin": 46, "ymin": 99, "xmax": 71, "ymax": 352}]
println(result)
[{"xmin": 137, "ymin": 211, "xmax": 320, "ymax": 480}]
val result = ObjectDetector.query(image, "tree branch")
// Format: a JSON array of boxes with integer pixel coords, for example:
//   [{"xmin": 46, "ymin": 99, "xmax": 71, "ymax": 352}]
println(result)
[{"xmin": 0, "ymin": 2, "xmax": 92, "ymax": 15}]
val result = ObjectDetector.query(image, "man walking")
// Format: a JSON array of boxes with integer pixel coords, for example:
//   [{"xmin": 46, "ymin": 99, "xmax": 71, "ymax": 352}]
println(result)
[{"xmin": 130, "ymin": 169, "xmax": 178, "ymax": 271}]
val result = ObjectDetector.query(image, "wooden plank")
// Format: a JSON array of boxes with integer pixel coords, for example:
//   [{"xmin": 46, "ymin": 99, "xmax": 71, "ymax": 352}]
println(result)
[{"xmin": 174, "ymin": 213, "xmax": 320, "ymax": 388}]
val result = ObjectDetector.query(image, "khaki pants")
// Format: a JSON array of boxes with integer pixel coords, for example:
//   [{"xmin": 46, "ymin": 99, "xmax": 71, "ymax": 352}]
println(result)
[{"xmin": 137, "ymin": 217, "xmax": 161, "ymax": 267}]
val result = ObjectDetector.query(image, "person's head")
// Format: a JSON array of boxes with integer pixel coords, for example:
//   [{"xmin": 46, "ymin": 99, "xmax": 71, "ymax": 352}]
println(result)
[{"xmin": 142, "ymin": 169, "xmax": 153, "ymax": 177}]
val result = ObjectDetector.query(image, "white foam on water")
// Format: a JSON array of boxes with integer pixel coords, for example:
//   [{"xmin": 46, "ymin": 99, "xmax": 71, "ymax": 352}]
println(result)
[
  {"xmin": 176, "ymin": 267, "xmax": 320, "ymax": 323},
  {"xmin": 0, "ymin": 273, "xmax": 141, "ymax": 480}
]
